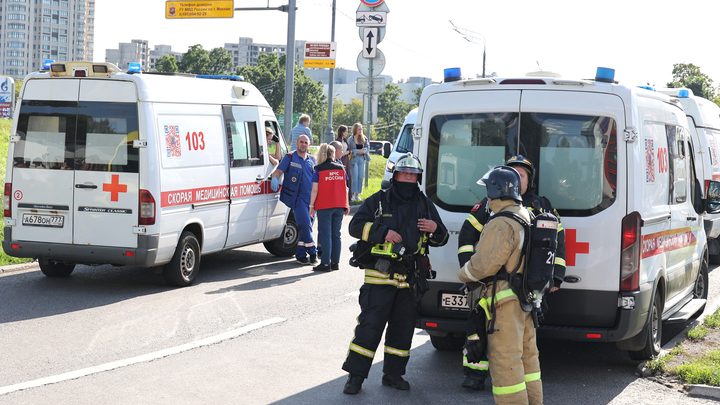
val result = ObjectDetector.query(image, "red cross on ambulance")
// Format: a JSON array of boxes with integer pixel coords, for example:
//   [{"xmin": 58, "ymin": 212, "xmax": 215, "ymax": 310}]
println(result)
[
  {"xmin": 103, "ymin": 174, "xmax": 128, "ymax": 202},
  {"xmin": 565, "ymin": 229, "xmax": 589, "ymax": 266}
]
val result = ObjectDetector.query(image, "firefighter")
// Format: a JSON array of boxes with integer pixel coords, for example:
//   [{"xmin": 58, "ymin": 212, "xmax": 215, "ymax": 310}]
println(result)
[
  {"xmin": 458, "ymin": 165, "xmax": 543, "ymax": 404},
  {"xmin": 342, "ymin": 153, "xmax": 448, "ymax": 395},
  {"xmin": 457, "ymin": 155, "xmax": 565, "ymax": 391}
]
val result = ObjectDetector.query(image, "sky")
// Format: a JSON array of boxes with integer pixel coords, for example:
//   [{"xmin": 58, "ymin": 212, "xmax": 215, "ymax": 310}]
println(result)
[{"xmin": 94, "ymin": 0, "xmax": 720, "ymax": 89}]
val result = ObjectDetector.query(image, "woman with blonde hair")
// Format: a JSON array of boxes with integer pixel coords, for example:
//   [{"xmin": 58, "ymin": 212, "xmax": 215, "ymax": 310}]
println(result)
[
  {"xmin": 336, "ymin": 125, "xmax": 352, "ymax": 200},
  {"xmin": 347, "ymin": 123, "xmax": 370, "ymax": 201},
  {"xmin": 310, "ymin": 143, "xmax": 349, "ymax": 271}
]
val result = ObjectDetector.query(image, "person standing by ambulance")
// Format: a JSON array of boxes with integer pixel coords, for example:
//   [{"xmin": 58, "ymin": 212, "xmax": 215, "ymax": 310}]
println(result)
[
  {"xmin": 458, "ymin": 166, "xmax": 543, "ymax": 404},
  {"xmin": 341, "ymin": 153, "xmax": 448, "ymax": 395},
  {"xmin": 309, "ymin": 143, "xmax": 349, "ymax": 272},
  {"xmin": 270, "ymin": 134, "xmax": 317, "ymax": 265},
  {"xmin": 290, "ymin": 114, "xmax": 312, "ymax": 151},
  {"xmin": 457, "ymin": 155, "xmax": 566, "ymax": 391}
]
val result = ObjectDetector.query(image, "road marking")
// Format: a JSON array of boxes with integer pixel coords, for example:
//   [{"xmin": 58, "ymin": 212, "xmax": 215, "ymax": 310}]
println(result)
[{"xmin": 0, "ymin": 317, "xmax": 285, "ymax": 396}]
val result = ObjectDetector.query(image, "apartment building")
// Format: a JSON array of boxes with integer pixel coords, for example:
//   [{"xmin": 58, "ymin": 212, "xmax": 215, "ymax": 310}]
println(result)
[
  {"xmin": 0, "ymin": 0, "xmax": 94, "ymax": 79},
  {"xmin": 104, "ymin": 39, "xmax": 148, "ymax": 71},
  {"xmin": 224, "ymin": 37, "xmax": 304, "ymax": 67}
]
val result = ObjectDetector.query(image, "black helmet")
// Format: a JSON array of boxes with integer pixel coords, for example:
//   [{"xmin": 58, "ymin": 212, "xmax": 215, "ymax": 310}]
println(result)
[
  {"xmin": 393, "ymin": 152, "xmax": 423, "ymax": 183},
  {"xmin": 506, "ymin": 155, "xmax": 534, "ymax": 191},
  {"xmin": 479, "ymin": 166, "xmax": 522, "ymax": 202}
]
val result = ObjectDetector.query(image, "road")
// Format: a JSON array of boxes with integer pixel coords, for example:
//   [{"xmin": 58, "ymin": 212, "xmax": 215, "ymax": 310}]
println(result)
[{"xmin": 0, "ymin": 214, "xmax": 718, "ymax": 405}]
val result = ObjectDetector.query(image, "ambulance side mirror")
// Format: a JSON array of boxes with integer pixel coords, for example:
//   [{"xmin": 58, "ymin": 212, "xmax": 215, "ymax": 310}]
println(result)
[{"xmin": 705, "ymin": 180, "xmax": 720, "ymax": 214}]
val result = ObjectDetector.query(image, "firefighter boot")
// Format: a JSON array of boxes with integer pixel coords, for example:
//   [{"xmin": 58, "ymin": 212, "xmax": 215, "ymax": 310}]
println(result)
[
  {"xmin": 382, "ymin": 373, "xmax": 410, "ymax": 390},
  {"xmin": 343, "ymin": 373, "xmax": 364, "ymax": 395},
  {"xmin": 462, "ymin": 375, "xmax": 485, "ymax": 390}
]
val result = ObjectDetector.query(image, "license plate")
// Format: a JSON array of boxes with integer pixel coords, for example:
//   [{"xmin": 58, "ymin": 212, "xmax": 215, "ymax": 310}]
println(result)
[
  {"xmin": 440, "ymin": 293, "xmax": 469, "ymax": 310},
  {"xmin": 22, "ymin": 213, "xmax": 64, "ymax": 228}
]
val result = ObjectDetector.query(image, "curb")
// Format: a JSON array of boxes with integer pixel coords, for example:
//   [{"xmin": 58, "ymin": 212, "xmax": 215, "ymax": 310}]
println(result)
[{"xmin": 0, "ymin": 260, "xmax": 38, "ymax": 275}]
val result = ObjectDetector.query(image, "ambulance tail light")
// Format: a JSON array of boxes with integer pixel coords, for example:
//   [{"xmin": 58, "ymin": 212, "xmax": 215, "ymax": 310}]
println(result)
[
  {"xmin": 4, "ymin": 183, "xmax": 11, "ymax": 217},
  {"xmin": 139, "ymin": 189, "xmax": 156, "ymax": 225},
  {"xmin": 620, "ymin": 211, "xmax": 641, "ymax": 291}
]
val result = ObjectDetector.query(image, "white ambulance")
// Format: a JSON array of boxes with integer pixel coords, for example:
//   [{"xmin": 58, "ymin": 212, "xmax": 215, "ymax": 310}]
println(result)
[
  {"xmin": 382, "ymin": 108, "xmax": 417, "ymax": 183},
  {"xmin": 2, "ymin": 61, "xmax": 298, "ymax": 287},
  {"xmin": 414, "ymin": 67, "xmax": 720, "ymax": 359},
  {"xmin": 656, "ymin": 88, "xmax": 720, "ymax": 263}
]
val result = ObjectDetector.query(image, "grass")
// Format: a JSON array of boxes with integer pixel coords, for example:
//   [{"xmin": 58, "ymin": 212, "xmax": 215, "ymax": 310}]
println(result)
[
  {"xmin": 352, "ymin": 154, "xmax": 388, "ymax": 205},
  {"xmin": 0, "ymin": 118, "xmax": 33, "ymax": 266}
]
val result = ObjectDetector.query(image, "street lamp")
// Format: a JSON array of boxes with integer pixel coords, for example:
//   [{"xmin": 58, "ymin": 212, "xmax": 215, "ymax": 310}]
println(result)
[{"xmin": 449, "ymin": 20, "xmax": 486, "ymax": 78}]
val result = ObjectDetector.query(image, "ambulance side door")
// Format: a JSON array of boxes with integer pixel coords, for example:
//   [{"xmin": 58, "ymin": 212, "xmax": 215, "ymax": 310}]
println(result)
[
  {"xmin": 223, "ymin": 105, "xmax": 267, "ymax": 247},
  {"xmin": 262, "ymin": 116, "xmax": 289, "ymax": 241}
]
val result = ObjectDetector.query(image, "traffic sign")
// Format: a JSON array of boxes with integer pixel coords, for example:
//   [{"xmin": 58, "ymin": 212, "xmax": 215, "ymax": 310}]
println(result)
[
  {"xmin": 165, "ymin": 1, "xmax": 234, "ymax": 19},
  {"xmin": 360, "ymin": 0, "xmax": 385, "ymax": 6},
  {"xmin": 304, "ymin": 42, "xmax": 336, "ymax": 60},
  {"xmin": 362, "ymin": 28, "xmax": 378, "ymax": 58},
  {"xmin": 358, "ymin": 26, "xmax": 385, "ymax": 43},
  {"xmin": 363, "ymin": 94, "xmax": 378, "ymax": 125},
  {"xmin": 304, "ymin": 59, "xmax": 336, "ymax": 68},
  {"xmin": 356, "ymin": 11, "xmax": 387, "ymax": 27},
  {"xmin": 357, "ymin": 2, "xmax": 389, "ymax": 13},
  {"xmin": 357, "ymin": 78, "xmax": 386, "ymax": 94},
  {"xmin": 356, "ymin": 50, "xmax": 385, "ymax": 77}
]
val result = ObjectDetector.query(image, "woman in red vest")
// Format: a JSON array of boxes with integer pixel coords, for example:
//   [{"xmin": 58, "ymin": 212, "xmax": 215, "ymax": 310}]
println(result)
[{"xmin": 310, "ymin": 143, "xmax": 350, "ymax": 272}]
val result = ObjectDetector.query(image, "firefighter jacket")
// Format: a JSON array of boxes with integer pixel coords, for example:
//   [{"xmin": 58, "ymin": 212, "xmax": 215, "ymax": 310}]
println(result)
[
  {"xmin": 458, "ymin": 199, "xmax": 530, "ymax": 308},
  {"xmin": 458, "ymin": 192, "xmax": 567, "ymax": 288},
  {"xmin": 349, "ymin": 183, "xmax": 448, "ymax": 275}
]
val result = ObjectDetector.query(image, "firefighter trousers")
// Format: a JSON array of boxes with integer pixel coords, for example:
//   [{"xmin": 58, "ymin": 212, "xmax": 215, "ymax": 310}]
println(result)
[
  {"xmin": 342, "ymin": 282, "xmax": 417, "ymax": 378},
  {"xmin": 487, "ymin": 298, "xmax": 543, "ymax": 405}
]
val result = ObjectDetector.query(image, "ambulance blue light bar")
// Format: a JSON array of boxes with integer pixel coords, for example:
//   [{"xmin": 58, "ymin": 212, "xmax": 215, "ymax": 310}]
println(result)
[
  {"xmin": 444, "ymin": 68, "xmax": 462, "ymax": 83},
  {"xmin": 637, "ymin": 85, "xmax": 655, "ymax": 92},
  {"xmin": 595, "ymin": 67, "xmax": 615, "ymax": 83},
  {"xmin": 678, "ymin": 89, "xmax": 690, "ymax": 98},
  {"xmin": 127, "ymin": 63, "xmax": 141, "ymax": 73},
  {"xmin": 42, "ymin": 60, "xmax": 55, "ymax": 70},
  {"xmin": 196, "ymin": 75, "xmax": 244, "ymax": 81}
]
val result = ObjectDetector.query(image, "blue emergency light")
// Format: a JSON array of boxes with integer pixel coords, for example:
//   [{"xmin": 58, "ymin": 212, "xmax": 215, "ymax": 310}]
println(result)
[
  {"xmin": 637, "ymin": 85, "xmax": 656, "ymax": 92},
  {"xmin": 595, "ymin": 67, "xmax": 615, "ymax": 83},
  {"xmin": 196, "ymin": 75, "xmax": 244, "ymax": 81},
  {"xmin": 42, "ymin": 60, "xmax": 55, "ymax": 70},
  {"xmin": 444, "ymin": 67, "xmax": 462, "ymax": 83},
  {"xmin": 127, "ymin": 63, "xmax": 141, "ymax": 73},
  {"xmin": 678, "ymin": 89, "xmax": 690, "ymax": 98}
]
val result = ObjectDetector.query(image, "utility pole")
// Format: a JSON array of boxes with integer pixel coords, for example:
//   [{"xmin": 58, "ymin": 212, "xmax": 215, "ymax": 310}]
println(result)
[
  {"xmin": 323, "ymin": 0, "xmax": 337, "ymax": 144},
  {"xmin": 283, "ymin": 0, "xmax": 297, "ymax": 140},
  {"xmin": 449, "ymin": 20, "xmax": 486, "ymax": 78}
]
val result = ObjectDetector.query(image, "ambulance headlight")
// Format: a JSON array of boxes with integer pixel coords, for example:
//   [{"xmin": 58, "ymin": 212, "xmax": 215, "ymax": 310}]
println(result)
[
  {"xmin": 678, "ymin": 89, "xmax": 690, "ymax": 98},
  {"xmin": 595, "ymin": 67, "xmax": 615, "ymax": 83},
  {"xmin": 128, "ymin": 63, "xmax": 141, "ymax": 74},
  {"xmin": 43, "ymin": 60, "xmax": 55, "ymax": 70},
  {"xmin": 444, "ymin": 67, "xmax": 462, "ymax": 83}
]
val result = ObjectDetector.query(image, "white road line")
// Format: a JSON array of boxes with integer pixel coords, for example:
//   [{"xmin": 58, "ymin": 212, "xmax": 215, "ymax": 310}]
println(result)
[{"xmin": 0, "ymin": 317, "xmax": 285, "ymax": 396}]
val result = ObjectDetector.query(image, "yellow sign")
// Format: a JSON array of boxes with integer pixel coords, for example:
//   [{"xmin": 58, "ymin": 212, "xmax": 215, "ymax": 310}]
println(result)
[
  {"xmin": 166, "ymin": 1, "xmax": 234, "ymax": 19},
  {"xmin": 303, "ymin": 59, "xmax": 336, "ymax": 69}
]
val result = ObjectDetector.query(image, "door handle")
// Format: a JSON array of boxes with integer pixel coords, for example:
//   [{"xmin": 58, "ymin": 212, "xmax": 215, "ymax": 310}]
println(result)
[
  {"xmin": 256, "ymin": 175, "xmax": 265, "ymax": 182},
  {"xmin": 687, "ymin": 216, "xmax": 697, "ymax": 222},
  {"xmin": 75, "ymin": 184, "xmax": 98, "ymax": 189}
]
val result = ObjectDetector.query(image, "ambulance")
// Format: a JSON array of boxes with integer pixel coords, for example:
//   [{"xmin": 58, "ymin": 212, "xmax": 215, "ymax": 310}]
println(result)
[
  {"xmin": 656, "ymin": 88, "xmax": 720, "ymax": 263},
  {"xmin": 2, "ymin": 61, "xmax": 298, "ymax": 287},
  {"xmin": 383, "ymin": 108, "xmax": 417, "ymax": 183},
  {"xmin": 413, "ymin": 67, "xmax": 720, "ymax": 359}
]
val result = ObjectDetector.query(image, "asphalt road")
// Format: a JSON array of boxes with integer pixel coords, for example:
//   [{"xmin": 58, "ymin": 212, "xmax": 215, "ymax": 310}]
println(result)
[{"xmin": 0, "ymin": 214, "xmax": 718, "ymax": 405}]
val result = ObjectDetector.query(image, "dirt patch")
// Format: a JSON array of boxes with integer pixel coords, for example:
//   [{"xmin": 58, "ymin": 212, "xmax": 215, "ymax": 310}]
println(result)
[{"xmin": 647, "ymin": 326, "xmax": 720, "ymax": 392}]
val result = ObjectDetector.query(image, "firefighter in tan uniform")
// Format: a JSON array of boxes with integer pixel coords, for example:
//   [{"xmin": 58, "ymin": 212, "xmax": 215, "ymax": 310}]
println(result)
[{"xmin": 458, "ymin": 166, "xmax": 543, "ymax": 405}]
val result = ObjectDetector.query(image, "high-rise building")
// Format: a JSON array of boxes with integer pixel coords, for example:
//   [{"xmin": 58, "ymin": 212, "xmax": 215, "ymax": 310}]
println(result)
[
  {"xmin": 224, "ymin": 37, "xmax": 304, "ymax": 68},
  {"xmin": 104, "ymin": 39, "xmax": 149, "ymax": 71},
  {"xmin": 0, "ymin": 0, "xmax": 95, "ymax": 80}
]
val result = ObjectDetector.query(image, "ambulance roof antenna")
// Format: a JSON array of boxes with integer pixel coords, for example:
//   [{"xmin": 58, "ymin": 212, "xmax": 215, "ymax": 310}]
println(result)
[
  {"xmin": 449, "ymin": 20, "xmax": 486, "ymax": 78},
  {"xmin": 536, "ymin": 61, "xmax": 542, "ymax": 71}
]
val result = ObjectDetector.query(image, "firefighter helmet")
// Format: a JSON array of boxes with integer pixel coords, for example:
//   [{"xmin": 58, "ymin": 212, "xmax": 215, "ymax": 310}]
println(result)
[
  {"xmin": 479, "ymin": 166, "xmax": 522, "ymax": 202},
  {"xmin": 506, "ymin": 155, "xmax": 535, "ymax": 191},
  {"xmin": 393, "ymin": 152, "xmax": 423, "ymax": 183}
]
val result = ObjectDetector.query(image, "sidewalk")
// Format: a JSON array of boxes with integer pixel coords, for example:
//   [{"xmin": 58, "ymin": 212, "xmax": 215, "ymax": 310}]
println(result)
[{"xmin": 0, "ymin": 260, "xmax": 38, "ymax": 275}]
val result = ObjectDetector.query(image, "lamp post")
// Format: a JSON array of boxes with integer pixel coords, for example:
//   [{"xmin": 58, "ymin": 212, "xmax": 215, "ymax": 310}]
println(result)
[
  {"xmin": 449, "ymin": 20, "xmax": 486, "ymax": 78},
  {"xmin": 323, "ymin": 0, "xmax": 337, "ymax": 144}
]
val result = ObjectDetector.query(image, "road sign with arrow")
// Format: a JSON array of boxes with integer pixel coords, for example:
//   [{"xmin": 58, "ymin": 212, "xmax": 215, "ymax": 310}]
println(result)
[{"xmin": 362, "ymin": 27, "xmax": 378, "ymax": 58}]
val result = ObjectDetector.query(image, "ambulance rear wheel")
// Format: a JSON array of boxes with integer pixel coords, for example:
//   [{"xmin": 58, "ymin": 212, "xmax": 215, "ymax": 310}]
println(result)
[
  {"xmin": 39, "ymin": 260, "xmax": 75, "ymax": 277},
  {"xmin": 430, "ymin": 333, "xmax": 466, "ymax": 351},
  {"xmin": 163, "ymin": 231, "xmax": 201, "ymax": 287},
  {"xmin": 264, "ymin": 212, "xmax": 299, "ymax": 257},
  {"xmin": 628, "ymin": 292, "xmax": 662, "ymax": 360}
]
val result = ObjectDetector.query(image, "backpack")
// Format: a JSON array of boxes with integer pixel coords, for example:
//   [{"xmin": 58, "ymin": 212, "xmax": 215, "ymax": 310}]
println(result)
[{"xmin": 489, "ymin": 209, "xmax": 559, "ymax": 325}]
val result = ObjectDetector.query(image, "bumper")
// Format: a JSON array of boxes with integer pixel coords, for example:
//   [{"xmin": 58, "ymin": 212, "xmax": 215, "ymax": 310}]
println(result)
[
  {"xmin": 2, "ymin": 227, "xmax": 160, "ymax": 268},
  {"xmin": 416, "ymin": 280, "xmax": 653, "ymax": 343}
]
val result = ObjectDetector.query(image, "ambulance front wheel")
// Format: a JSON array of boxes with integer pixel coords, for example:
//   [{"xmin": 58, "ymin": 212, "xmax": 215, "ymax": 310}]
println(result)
[
  {"xmin": 39, "ymin": 259, "xmax": 75, "ymax": 277},
  {"xmin": 264, "ymin": 212, "xmax": 299, "ymax": 257},
  {"xmin": 163, "ymin": 231, "xmax": 201, "ymax": 287}
]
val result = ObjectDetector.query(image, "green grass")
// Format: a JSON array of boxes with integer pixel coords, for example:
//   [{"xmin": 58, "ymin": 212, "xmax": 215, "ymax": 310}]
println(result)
[
  {"xmin": 0, "ymin": 119, "xmax": 33, "ymax": 266},
  {"xmin": 674, "ymin": 348, "xmax": 720, "ymax": 386},
  {"xmin": 352, "ymin": 154, "xmax": 388, "ymax": 205}
]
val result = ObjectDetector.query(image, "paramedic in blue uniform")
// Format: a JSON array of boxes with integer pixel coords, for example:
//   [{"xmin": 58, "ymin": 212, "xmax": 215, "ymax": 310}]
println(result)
[
  {"xmin": 270, "ymin": 134, "xmax": 318, "ymax": 265},
  {"xmin": 457, "ymin": 155, "xmax": 566, "ymax": 391}
]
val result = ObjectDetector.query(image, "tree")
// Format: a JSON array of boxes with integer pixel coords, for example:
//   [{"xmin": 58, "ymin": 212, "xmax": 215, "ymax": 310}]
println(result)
[
  {"xmin": 155, "ymin": 55, "xmax": 178, "ymax": 73},
  {"xmin": 333, "ymin": 98, "xmax": 363, "ymax": 131},
  {"xmin": 207, "ymin": 47, "xmax": 233, "ymax": 75},
  {"xmin": 376, "ymin": 84, "xmax": 412, "ymax": 141},
  {"xmin": 179, "ymin": 44, "xmax": 210, "ymax": 75},
  {"xmin": 412, "ymin": 86, "xmax": 424, "ymax": 106},
  {"xmin": 667, "ymin": 63, "xmax": 717, "ymax": 101},
  {"xmin": 237, "ymin": 53, "xmax": 285, "ymax": 112}
]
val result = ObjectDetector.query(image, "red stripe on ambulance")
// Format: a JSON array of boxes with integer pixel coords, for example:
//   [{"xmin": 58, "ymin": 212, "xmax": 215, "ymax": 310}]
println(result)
[
  {"xmin": 161, "ymin": 182, "xmax": 270, "ymax": 207},
  {"xmin": 641, "ymin": 227, "xmax": 697, "ymax": 259}
]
